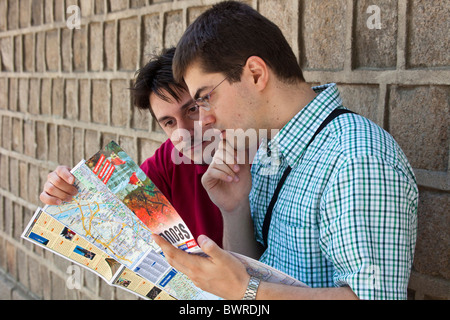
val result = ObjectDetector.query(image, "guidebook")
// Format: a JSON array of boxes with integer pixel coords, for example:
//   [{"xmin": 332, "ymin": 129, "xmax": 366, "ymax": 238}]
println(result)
[{"xmin": 22, "ymin": 141, "xmax": 307, "ymax": 300}]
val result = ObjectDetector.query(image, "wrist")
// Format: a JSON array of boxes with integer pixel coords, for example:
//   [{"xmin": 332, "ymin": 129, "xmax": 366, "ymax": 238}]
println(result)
[
  {"xmin": 221, "ymin": 198, "xmax": 250, "ymax": 217},
  {"xmin": 241, "ymin": 276, "xmax": 261, "ymax": 300}
]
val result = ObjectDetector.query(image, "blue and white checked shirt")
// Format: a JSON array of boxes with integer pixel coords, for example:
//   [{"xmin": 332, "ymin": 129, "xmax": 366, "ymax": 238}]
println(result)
[{"xmin": 250, "ymin": 83, "xmax": 418, "ymax": 300}]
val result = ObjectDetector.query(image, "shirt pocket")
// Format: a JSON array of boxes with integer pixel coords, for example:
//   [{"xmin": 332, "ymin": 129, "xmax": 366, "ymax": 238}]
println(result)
[{"xmin": 275, "ymin": 221, "xmax": 321, "ymax": 254}]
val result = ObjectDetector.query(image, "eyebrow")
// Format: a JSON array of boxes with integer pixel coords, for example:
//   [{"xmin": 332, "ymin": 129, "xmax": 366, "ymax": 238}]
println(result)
[{"xmin": 193, "ymin": 86, "xmax": 211, "ymax": 100}]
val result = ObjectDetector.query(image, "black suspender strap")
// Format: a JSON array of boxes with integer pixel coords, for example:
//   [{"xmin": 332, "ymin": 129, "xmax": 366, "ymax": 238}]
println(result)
[{"xmin": 261, "ymin": 109, "xmax": 355, "ymax": 249}]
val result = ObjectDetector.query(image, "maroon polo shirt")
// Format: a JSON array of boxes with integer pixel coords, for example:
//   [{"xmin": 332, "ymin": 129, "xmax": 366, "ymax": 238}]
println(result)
[{"xmin": 140, "ymin": 139, "xmax": 224, "ymax": 248}]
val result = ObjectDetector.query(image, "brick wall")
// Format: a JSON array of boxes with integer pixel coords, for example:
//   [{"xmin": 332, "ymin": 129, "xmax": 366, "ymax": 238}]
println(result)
[{"xmin": 0, "ymin": 0, "xmax": 448, "ymax": 300}]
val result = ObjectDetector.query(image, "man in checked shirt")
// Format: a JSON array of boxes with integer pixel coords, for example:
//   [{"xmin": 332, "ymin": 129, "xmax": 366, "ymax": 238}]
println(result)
[{"xmin": 153, "ymin": 1, "xmax": 418, "ymax": 300}]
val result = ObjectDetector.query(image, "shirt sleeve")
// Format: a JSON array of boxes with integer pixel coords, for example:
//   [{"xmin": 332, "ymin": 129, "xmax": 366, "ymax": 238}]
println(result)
[{"xmin": 319, "ymin": 155, "xmax": 418, "ymax": 300}]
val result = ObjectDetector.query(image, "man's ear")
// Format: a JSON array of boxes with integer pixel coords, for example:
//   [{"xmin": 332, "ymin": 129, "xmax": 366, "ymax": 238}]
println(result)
[{"xmin": 243, "ymin": 56, "xmax": 269, "ymax": 91}]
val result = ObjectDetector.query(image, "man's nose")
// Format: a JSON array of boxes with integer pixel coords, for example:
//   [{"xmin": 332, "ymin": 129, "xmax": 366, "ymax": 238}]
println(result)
[{"xmin": 199, "ymin": 108, "xmax": 216, "ymax": 127}]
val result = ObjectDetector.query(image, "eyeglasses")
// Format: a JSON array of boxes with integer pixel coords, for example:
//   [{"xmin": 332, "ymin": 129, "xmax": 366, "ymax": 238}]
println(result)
[{"xmin": 194, "ymin": 76, "xmax": 229, "ymax": 111}]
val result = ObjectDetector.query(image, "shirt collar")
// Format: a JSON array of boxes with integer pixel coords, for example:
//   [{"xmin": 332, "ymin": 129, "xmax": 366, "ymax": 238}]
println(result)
[{"xmin": 267, "ymin": 83, "xmax": 343, "ymax": 168}]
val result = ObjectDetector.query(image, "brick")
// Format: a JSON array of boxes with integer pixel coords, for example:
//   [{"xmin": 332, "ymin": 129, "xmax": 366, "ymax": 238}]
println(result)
[
  {"xmin": 0, "ymin": 154, "xmax": 9, "ymax": 191},
  {"xmin": 409, "ymin": 272, "xmax": 450, "ymax": 300},
  {"xmin": 300, "ymin": 0, "xmax": 347, "ymax": 70},
  {"xmin": 104, "ymin": 21, "xmax": 116, "ymax": 71},
  {"xmin": 414, "ymin": 189, "xmax": 450, "ymax": 280},
  {"xmin": 111, "ymin": 79, "xmax": 131, "ymax": 127},
  {"xmin": 8, "ymin": 78, "xmax": 17, "ymax": 111},
  {"xmin": 12, "ymin": 287, "xmax": 32, "ymax": 300},
  {"xmin": 407, "ymin": 0, "xmax": 450, "ymax": 68},
  {"xmin": 91, "ymin": 80, "xmax": 110, "ymax": 125},
  {"xmin": 0, "ymin": 234, "xmax": 5, "ymax": 269},
  {"xmin": 4, "ymin": 199, "xmax": 13, "ymax": 236},
  {"xmin": 35, "ymin": 32, "xmax": 45, "ymax": 72},
  {"xmin": 73, "ymin": 128, "xmax": 84, "ymax": 164},
  {"xmin": 40, "ymin": 265, "xmax": 51, "ymax": 299},
  {"xmin": 116, "ymin": 287, "xmax": 139, "ymax": 300},
  {"xmin": 164, "ymin": 11, "xmax": 183, "ymax": 49},
  {"xmin": 95, "ymin": 0, "xmax": 106, "ymax": 15},
  {"xmin": 65, "ymin": 79, "xmax": 78, "ymax": 120},
  {"xmin": 28, "ymin": 165, "xmax": 40, "ymax": 206},
  {"xmin": 46, "ymin": 29, "xmax": 60, "ymax": 71},
  {"xmin": 73, "ymin": 28, "xmax": 87, "ymax": 72},
  {"xmin": 388, "ymin": 85, "xmax": 449, "ymax": 171},
  {"xmin": 61, "ymin": 28, "xmax": 72, "ymax": 72},
  {"xmin": 18, "ymin": 78, "xmax": 29, "ymax": 113},
  {"xmin": 9, "ymin": 158, "xmax": 19, "ymax": 196},
  {"xmin": 24, "ymin": 119, "xmax": 36, "ymax": 157},
  {"xmin": 12, "ymin": 118, "xmax": 23, "ymax": 153},
  {"xmin": 131, "ymin": 106, "xmax": 150, "ymax": 131},
  {"xmin": 6, "ymin": 240, "xmax": 16, "ymax": 278},
  {"xmin": 131, "ymin": 0, "xmax": 146, "ymax": 9},
  {"xmin": 39, "ymin": 167, "xmax": 50, "ymax": 202},
  {"xmin": 19, "ymin": 161, "xmax": 28, "ymax": 200},
  {"xmin": 14, "ymin": 36, "xmax": 21, "ymax": 72},
  {"xmin": 79, "ymin": 0, "xmax": 93, "ymax": 17},
  {"xmin": 19, "ymin": 0, "xmax": 30, "ymax": 28},
  {"xmin": 51, "ymin": 78, "xmax": 64, "ymax": 117},
  {"xmin": 53, "ymin": 249, "xmax": 71, "ymax": 274},
  {"xmin": 28, "ymin": 78, "xmax": 40, "ymax": 114},
  {"xmin": 65, "ymin": 284, "xmax": 81, "ymax": 300},
  {"xmin": 66, "ymin": 0, "xmax": 78, "ymax": 11},
  {"xmin": 101, "ymin": 132, "xmax": 117, "ymax": 147},
  {"xmin": 119, "ymin": 18, "xmax": 138, "ymax": 70},
  {"xmin": 40, "ymin": 78, "xmax": 51, "ymax": 115},
  {"xmin": 28, "ymin": 257, "xmax": 42, "ymax": 297},
  {"xmin": 0, "ymin": 0, "xmax": 6, "ymax": 31},
  {"xmin": 354, "ymin": 0, "xmax": 398, "ymax": 69},
  {"xmin": 99, "ymin": 277, "xmax": 115, "ymax": 299},
  {"xmin": 259, "ymin": 0, "xmax": 295, "ymax": 49},
  {"xmin": 78, "ymin": 80, "xmax": 91, "ymax": 123},
  {"xmin": 139, "ymin": 138, "xmax": 161, "ymax": 164},
  {"xmin": 23, "ymin": 33, "xmax": 34, "ymax": 71},
  {"xmin": 118, "ymin": 136, "xmax": 136, "ymax": 161},
  {"xmin": 109, "ymin": 0, "xmax": 128, "ymax": 12},
  {"xmin": 58, "ymin": 126, "xmax": 73, "ymax": 166},
  {"xmin": 0, "ymin": 274, "xmax": 13, "ymax": 300},
  {"xmin": 7, "ymin": 0, "xmax": 18, "ymax": 30},
  {"xmin": 77, "ymin": 80, "xmax": 90, "ymax": 123},
  {"xmin": 36, "ymin": 121, "xmax": 47, "ymax": 160},
  {"xmin": 0, "ymin": 77, "xmax": 7, "ymax": 109},
  {"xmin": 1, "ymin": 116, "xmax": 11, "ymax": 149},
  {"xmin": 84, "ymin": 130, "xmax": 99, "ymax": 159},
  {"xmin": 0, "ymin": 197, "xmax": 3, "ymax": 238},
  {"xmin": 188, "ymin": 5, "xmax": 212, "ymax": 25},
  {"xmin": 50, "ymin": 272, "xmax": 66, "ymax": 300},
  {"xmin": 53, "ymin": 0, "xmax": 63, "ymax": 22},
  {"xmin": 141, "ymin": 13, "xmax": 161, "ymax": 66},
  {"xmin": 338, "ymin": 84, "xmax": 380, "ymax": 125},
  {"xmin": 16, "ymin": 241, "xmax": 28, "ymax": 287},
  {"xmin": 89, "ymin": 22, "xmax": 103, "ymax": 71},
  {"xmin": 47, "ymin": 124, "xmax": 58, "ymax": 163},
  {"xmin": 83, "ymin": 267, "xmax": 98, "ymax": 294},
  {"xmin": 31, "ymin": 0, "xmax": 42, "ymax": 26},
  {"xmin": 43, "ymin": 0, "xmax": 52, "ymax": 24},
  {"xmin": 0, "ymin": 37, "xmax": 13, "ymax": 71}
]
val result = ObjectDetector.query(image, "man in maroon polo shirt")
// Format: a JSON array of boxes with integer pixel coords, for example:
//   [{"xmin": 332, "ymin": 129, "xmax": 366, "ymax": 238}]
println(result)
[{"xmin": 39, "ymin": 48, "xmax": 224, "ymax": 247}]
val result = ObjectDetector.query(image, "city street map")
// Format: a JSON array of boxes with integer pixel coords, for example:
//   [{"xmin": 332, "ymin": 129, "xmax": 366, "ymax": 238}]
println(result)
[{"xmin": 22, "ymin": 141, "xmax": 307, "ymax": 300}]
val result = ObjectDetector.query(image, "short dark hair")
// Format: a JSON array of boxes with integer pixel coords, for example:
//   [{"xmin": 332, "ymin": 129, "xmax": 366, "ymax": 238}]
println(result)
[
  {"xmin": 131, "ymin": 47, "xmax": 187, "ymax": 119},
  {"xmin": 173, "ymin": 0, "xmax": 304, "ymax": 84}
]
